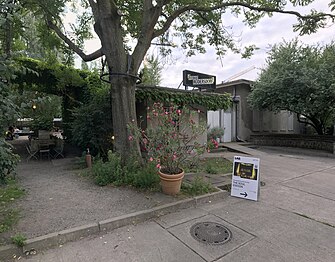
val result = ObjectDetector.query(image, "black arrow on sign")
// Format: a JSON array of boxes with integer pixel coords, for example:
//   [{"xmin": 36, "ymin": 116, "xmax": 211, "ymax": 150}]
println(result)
[{"xmin": 240, "ymin": 192, "xmax": 248, "ymax": 197}]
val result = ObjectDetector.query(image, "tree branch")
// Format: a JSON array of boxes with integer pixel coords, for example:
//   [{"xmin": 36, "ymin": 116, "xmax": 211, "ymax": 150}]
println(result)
[
  {"xmin": 153, "ymin": 1, "xmax": 335, "ymax": 38},
  {"xmin": 88, "ymin": 0, "xmax": 98, "ymax": 20},
  {"xmin": 47, "ymin": 20, "xmax": 103, "ymax": 62}
]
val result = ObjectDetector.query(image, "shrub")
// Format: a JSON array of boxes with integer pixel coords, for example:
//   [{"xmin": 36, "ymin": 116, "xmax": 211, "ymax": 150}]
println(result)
[
  {"xmin": 71, "ymin": 86, "xmax": 113, "ymax": 157},
  {"xmin": 207, "ymin": 127, "xmax": 224, "ymax": 140},
  {"xmin": 205, "ymin": 163, "xmax": 218, "ymax": 174},
  {"xmin": 87, "ymin": 151, "xmax": 160, "ymax": 190},
  {"xmin": 182, "ymin": 176, "xmax": 216, "ymax": 196},
  {"xmin": 125, "ymin": 163, "xmax": 160, "ymax": 189},
  {"xmin": 91, "ymin": 152, "xmax": 122, "ymax": 186},
  {"xmin": 0, "ymin": 140, "xmax": 20, "ymax": 184},
  {"xmin": 128, "ymin": 102, "xmax": 206, "ymax": 174},
  {"xmin": 11, "ymin": 234, "xmax": 27, "ymax": 247}
]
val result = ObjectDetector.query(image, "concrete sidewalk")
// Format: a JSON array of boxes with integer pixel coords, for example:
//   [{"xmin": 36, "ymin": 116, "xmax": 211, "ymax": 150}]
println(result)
[{"xmin": 6, "ymin": 143, "xmax": 335, "ymax": 261}]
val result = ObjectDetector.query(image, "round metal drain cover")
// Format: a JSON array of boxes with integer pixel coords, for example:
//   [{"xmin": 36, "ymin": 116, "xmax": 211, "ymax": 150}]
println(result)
[{"xmin": 190, "ymin": 222, "xmax": 232, "ymax": 245}]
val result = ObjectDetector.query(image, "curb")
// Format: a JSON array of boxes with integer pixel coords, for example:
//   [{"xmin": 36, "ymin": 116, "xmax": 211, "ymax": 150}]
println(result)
[{"xmin": 0, "ymin": 189, "xmax": 229, "ymax": 261}]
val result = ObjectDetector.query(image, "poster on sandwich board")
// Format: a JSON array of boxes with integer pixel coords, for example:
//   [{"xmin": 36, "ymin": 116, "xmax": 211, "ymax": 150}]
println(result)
[{"xmin": 231, "ymin": 156, "xmax": 260, "ymax": 201}]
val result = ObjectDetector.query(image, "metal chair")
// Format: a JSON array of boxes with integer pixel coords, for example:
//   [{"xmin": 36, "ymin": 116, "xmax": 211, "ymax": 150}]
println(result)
[
  {"xmin": 53, "ymin": 139, "xmax": 64, "ymax": 158},
  {"xmin": 26, "ymin": 143, "xmax": 38, "ymax": 162},
  {"xmin": 38, "ymin": 140, "xmax": 52, "ymax": 160}
]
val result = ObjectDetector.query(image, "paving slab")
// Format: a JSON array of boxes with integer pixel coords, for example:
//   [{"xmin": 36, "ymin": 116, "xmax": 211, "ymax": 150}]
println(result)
[
  {"xmin": 207, "ymin": 200, "xmax": 335, "ymax": 262},
  {"xmin": 155, "ymin": 207, "xmax": 207, "ymax": 229},
  {"xmin": 218, "ymin": 237, "xmax": 326, "ymax": 262},
  {"xmin": 261, "ymin": 184, "xmax": 335, "ymax": 226},
  {"xmin": 19, "ymin": 222, "xmax": 206, "ymax": 262},
  {"xmin": 280, "ymin": 168, "xmax": 335, "ymax": 201},
  {"xmin": 167, "ymin": 214, "xmax": 255, "ymax": 262}
]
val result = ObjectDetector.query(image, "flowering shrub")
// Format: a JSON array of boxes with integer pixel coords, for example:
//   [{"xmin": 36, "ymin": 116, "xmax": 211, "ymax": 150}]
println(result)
[
  {"xmin": 128, "ymin": 102, "xmax": 207, "ymax": 175},
  {"xmin": 207, "ymin": 127, "xmax": 224, "ymax": 141},
  {"xmin": 207, "ymin": 138, "xmax": 219, "ymax": 152}
]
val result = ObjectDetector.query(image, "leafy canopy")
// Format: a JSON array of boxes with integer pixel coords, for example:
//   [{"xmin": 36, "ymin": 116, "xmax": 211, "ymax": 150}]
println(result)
[
  {"xmin": 21, "ymin": 0, "xmax": 335, "ymax": 67},
  {"xmin": 248, "ymin": 40, "xmax": 335, "ymax": 135}
]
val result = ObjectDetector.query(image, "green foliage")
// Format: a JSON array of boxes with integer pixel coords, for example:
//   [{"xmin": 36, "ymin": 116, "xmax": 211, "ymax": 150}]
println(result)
[
  {"xmin": 185, "ymin": 158, "xmax": 233, "ymax": 175},
  {"xmin": 207, "ymin": 127, "xmax": 225, "ymax": 140},
  {"xmin": 123, "ymin": 162, "xmax": 160, "ymax": 189},
  {"xmin": 71, "ymin": 85, "xmax": 113, "ymax": 156},
  {"xmin": 0, "ymin": 140, "xmax": 20, "ymax": 184},
  {"xmin": 0, "ymin": 57, "xmax": 19, "ymax": 132},
  {"xmin": 141, "ymin": 55, "xmax": 162, "ymax": 86},
  {"xmin": 11, "ymin": 233, "xmax": 27, "ymax": 247},
  {"xmin": 91, "ymin": 152, "xmax": 123, "ymax": 186},
  {"xmin": 181, "ymin": 176, "xmax": 216, "ymax": 196},
  {"xmin": 249, "ymin": 40, "xmax": 335, "ymax": 135},
  {"xmin": 0, "ymin": 179, "xmax": 25, "ymax": 234},
  {"xmin": 0, "ymin": 55, "xmax": 20, "ymax": 184},
  {"xmin": 129, "ymin": 102, "xmax": 207, "ymax": 175},
  {"xmin": 136, "ymin": 86, "xmax": 231, "ymax": 112},
  {"xmin": 87, "ymin": 151, "xmax": 160, "ymax": 189}
]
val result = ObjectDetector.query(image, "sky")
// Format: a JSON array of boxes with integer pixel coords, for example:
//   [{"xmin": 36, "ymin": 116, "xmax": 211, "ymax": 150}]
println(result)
[{"xmin": 78, "ymin": 1, "xmax": 334, "ymax": 88}]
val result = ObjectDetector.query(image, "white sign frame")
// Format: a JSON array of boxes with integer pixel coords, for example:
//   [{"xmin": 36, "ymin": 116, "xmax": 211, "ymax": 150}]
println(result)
[{"xmin": 231, "ymin": 156, "xmax": 260, "ymax": 201}]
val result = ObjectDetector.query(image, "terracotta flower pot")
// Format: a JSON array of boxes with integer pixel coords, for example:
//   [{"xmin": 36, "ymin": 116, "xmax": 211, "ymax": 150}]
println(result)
[
  {"xmin": 158, "ymin": 169, "xmax": 184, "ymax": 196},
  {"xmin": 85, "ymin": 154, "xmax": 92, "ymax": 168}
]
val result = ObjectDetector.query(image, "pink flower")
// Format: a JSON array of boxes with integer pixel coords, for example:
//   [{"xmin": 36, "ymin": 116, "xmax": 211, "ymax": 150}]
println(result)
[
  {"xmin": 176, "ymin": 109, "xmax": 181, "ymax": 115},
  {"xmin": 149, "ymin": 157, "xmax": 154, "ymax": 162},
  {"xmin": 156, "ymin": 163, "xmax": 161, "ymax": 169},
  {"xmin": 165, "ymin": 111, "xmax": 169, "ymax": 115},
  {"xmin": 172, "ymin": 154, "xmax": 177, "ymax": 160},
  {"xmin": 128, "ymin": 135, "xmax": 133, "ymax": 141}
]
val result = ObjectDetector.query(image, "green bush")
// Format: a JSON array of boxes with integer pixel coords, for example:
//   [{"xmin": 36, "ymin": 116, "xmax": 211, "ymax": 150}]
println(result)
[
  {"xmin": 0, "ymin": 140, "xmax": 20, "ymax": 184},
  {"xmin": 71, "ymin": 86, "xmax": 113, "ymax": 157},
  {"xmin": 207, "ymin": 127, "xmax": 224, "ymax": 140},
  {"xmin": 0, "ymin": 179, "xmax": 25, "ymax": 234},
  {"xmin": 182, "ymin": 176, "xmax": 216, "ymax": 196},
  {"xmin": 205, "ymin": 163, "xmax": 218, "ymax": 174},
  {"xmin": 88, "ymin": 152, "xmax": 160, "ymax": 190},
  {"xmin": 91, "ymin": 152, "xmax": 122, "ymax": 186},
  {"xmin": 125, "ymin": 163, "xmax": 160, "ymax": 189},
  {"xmin": 11, "ymin": 233, "xmax": 27, "ymax": 247}
]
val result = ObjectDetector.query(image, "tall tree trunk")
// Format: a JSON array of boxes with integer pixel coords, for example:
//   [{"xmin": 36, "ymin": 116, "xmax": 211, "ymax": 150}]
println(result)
[
  {"xmin": 93, "ymin": 2, "xmax": 144, "ymax": 164},
  {"xmin": 110, "ymin": 77, "xmax": 142, "ymax": 163}
]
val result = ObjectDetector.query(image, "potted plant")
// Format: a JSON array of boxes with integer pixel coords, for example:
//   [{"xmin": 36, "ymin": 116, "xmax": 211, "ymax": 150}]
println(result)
[
  {"xmin": 207, "ymin": 127, "xmax": 225, "ymax": 142},
  {"xmin": 129, "ymin": 102, "xmax": 207, "ymax": 195}
]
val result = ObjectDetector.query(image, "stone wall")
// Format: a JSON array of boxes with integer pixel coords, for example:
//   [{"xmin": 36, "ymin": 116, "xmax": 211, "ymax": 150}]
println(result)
[{"xmin": 250, "ymin": 134, "xmax": 335, "ymax": 154}]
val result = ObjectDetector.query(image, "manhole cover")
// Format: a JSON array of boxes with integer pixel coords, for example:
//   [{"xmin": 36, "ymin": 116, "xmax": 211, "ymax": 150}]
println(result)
[{"xmin": 190, "ymin": 222, "xmax": 232, "ymax": 245}]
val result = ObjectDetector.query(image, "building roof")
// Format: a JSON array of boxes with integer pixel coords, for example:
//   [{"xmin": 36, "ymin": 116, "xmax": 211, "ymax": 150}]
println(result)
[{"xmin": 217, "ymin": 79, "xmax": 254, "ymax": 89}]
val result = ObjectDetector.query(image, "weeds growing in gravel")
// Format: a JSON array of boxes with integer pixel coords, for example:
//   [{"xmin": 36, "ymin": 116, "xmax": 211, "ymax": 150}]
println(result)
[
  {"xmin": 181, "ymin": 176, "xmax": 217, "ymax": 196},
  {"xmin": 185, "ymin": 157, "xmax": 232, "ymax": 174},
  {"xmin": 84, "ymin": 151, "xmax": 160, "ymax": 190},
  {"xmin": 11, "ymin": 233, "xmax": 27, "ymax": 247},
  {"xmin": 0, "ymin": 179, "xmax": 25, "ymax": 235}
]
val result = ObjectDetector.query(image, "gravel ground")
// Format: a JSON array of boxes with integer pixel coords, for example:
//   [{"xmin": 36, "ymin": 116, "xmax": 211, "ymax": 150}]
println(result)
[{"xmin": 0, "ymin": 138, "xmax": 179, "ymax": 244}]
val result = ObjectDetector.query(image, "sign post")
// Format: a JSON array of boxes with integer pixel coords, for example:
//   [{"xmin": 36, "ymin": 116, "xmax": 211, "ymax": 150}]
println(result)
[
  {"xmin": 231, "ymin": 156, "xmax": 260, "ymax": 201},
  {"xmin": 182, "ymin": 70, "xmax": 216, "ymax": 90}
]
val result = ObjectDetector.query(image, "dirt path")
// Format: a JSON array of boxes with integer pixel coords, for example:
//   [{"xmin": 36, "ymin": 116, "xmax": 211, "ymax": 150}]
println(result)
[{"xmin": 1, "ymin": 139, "xmax": 178, "ymax": 244}]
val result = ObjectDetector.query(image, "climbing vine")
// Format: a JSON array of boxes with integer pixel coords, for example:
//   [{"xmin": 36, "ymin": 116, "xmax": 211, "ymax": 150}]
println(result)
[{"xmin": 136, "ymin": 86, "xmax": 231, "ymax": 111}]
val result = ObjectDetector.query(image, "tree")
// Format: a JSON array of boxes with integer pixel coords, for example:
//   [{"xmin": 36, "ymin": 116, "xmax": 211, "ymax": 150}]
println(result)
[
  {"xmin": 141, "ymin": 55, "xmax": 162, "ymax": 86},
  {"xmin": 26, "ymin": 0, "xmax": 334, "ymax": 162},
  {"xmin": 248, "ymin": 40, "xmax": 335, "ymax": 135}
]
